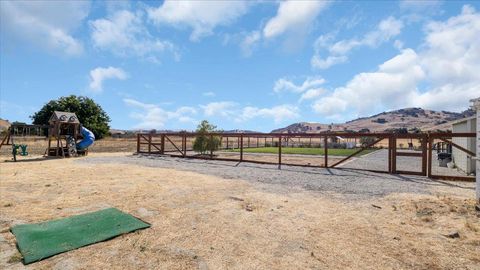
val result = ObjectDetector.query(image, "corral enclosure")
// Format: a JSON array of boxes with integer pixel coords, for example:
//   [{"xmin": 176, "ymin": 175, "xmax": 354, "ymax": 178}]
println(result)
[
  {"xmin": 1, "ymin": 128, "xmax": 475, "ymax": 182},
  {"xmin": 137, "ymin": 131, "xmax": 476, "ymax": 181}
]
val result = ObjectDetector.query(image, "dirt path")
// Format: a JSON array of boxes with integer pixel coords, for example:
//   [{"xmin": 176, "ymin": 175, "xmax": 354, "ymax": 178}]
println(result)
[{"xmin": 0, "ymin": 153, "xmax": 478, "ymax": 269}]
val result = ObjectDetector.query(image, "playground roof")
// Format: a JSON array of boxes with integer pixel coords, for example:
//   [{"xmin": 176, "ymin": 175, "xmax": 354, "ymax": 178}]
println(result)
[{"xmin": 49, "ymin": 111, "xmax": 80, "ymax": 124}]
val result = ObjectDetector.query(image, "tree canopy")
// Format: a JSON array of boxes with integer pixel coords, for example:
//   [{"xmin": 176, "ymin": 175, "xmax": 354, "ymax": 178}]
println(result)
[
  {"xmin": 31, "ymin": 95, "xmax": 110, "ymax": 139},
  {"xmin": 192, "ymin": 120, "xmax": 221, "ymax": 155}
]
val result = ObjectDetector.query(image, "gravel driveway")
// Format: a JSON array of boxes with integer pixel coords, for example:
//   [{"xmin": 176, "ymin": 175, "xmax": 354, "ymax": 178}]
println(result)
[
  {"xmin": 76, "ymin": 154, "xmax": 474, "ymax": 200},
  {"xmin": 339, "ymin": 149, "xmax": 468, "ymax": 177}
]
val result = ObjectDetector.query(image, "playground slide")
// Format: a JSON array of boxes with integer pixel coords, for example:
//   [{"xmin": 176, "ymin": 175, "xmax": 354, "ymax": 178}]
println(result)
[{"xmin": 77, "ymin": 127, "xmax": 95, "ymax": 150}]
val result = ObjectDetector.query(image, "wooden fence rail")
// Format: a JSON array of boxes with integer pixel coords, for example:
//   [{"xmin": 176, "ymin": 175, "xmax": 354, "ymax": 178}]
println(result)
[{"xmin": 136, "ymin": 132, "xmax": 476, "ymax": 182}]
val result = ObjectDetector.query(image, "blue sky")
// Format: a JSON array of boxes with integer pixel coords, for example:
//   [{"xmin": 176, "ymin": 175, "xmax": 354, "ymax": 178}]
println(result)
[{"xmin": 1, "ymin": 0, "xmax": 479, "ymax": 132}]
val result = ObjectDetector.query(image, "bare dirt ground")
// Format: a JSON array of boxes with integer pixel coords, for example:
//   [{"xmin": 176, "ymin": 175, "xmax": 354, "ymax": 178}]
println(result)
[{"xmin": 0, "ymin": 152, "xmax": 479, "ymax": 270}]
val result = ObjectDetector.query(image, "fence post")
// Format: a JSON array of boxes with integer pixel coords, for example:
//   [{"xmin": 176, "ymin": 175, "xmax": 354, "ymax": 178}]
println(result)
[
  {"xmin": 160, "ymin": 134, "xmax": 165, "ymax": 154},
  {"xmin": 324, "ymin": 135, "xmax": 328, "ymax": 167},
  {"xmin": 392, "ymin": 135, "xmax": 397, "ymax": 173},
  {"xmin": 427, "ymin": 134, "xmax": 433, "ymax": 178},
  {"xmin": 136, "ymin": 133, "xmax": 140, "ymax": 153},
  {"xmin": 148, "ymin": 134, "xmax": 152, "ymax": 154},
  {"xmin": 182, "ymin": 133, "xmax": 186, "ymax": 157},
  {"xmin": 421, "ymin": 134, "xmax": 427, "ymax": 176},
  {"xmin": 388, "ymin": 135, "xmax": 392, "ymax": 173},
  {"xmin": 240, "ymin": 135, "xmax": 243, "ymax": 161},
  {"xmin": 278, "ymin": 135, "xmax": 282, "ymax": 169}
]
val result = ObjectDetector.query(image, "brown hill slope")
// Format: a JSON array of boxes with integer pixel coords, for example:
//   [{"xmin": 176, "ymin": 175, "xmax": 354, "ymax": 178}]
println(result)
[
  {"xmin": 0, "ymin": 119, "xmax": 11, "ymax": 132},
  {"xmin": 272, "ymin": 108, "xmax": 475, "ymax": 133}
]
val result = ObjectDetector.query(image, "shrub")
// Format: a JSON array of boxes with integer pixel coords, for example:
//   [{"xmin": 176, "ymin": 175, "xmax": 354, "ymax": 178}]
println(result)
[{"xmin": 192, "ymin": 120, "xmax": 221, "ymax": 155}]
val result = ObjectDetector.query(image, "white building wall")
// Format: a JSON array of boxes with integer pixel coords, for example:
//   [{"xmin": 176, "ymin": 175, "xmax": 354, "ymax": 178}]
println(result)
[{"xmin": 452, "ymin": 118, "xmax": 476, "ymax": 174}]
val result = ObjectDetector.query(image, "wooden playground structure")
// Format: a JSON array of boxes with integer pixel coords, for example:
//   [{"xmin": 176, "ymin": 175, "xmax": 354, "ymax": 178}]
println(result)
[
  {"xmin": 0, "ymin": 111, "xmax": 88, "ymax": 160},
  {"xmin": 137, "ymin": 131, "xmax": 476, "ymax": 182}
]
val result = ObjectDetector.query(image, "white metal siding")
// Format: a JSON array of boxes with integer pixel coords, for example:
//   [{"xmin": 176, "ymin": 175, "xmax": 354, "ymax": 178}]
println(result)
[{"xmin": 452, "ymin": 118, "xmax": 476, "ymax": 174}]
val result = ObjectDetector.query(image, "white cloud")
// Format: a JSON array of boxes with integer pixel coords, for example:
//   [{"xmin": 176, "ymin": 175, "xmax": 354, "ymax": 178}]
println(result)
[
  {"xmin": 124, "ymin": 98, "xmax": 197, "ymax": 129},
  {"xmin": 240, "ymin": 31, "xmax": 261, "ymax": 56},
  {"xmin": 0, "ymin": 1, "xmax": 89, "ymax": 56},
  {"xmin": 312, "ymin": 5, "xmax": 480, "ymax": 119},
  {"xmin": 300, "ymin": 89, "xmax": 325, "ymax": 102},
  {"xmin": 200, "ymin": 101, "xmax": 300, "ymax": 124},
  {"xmin": 274, "ymin": 76, "xmax": 325, "ymax": 94},
  {"xmin": 239, "ymin": 1, "xmax": 330, "ymax": 55},
  {"xmin": 263, "ymin": 1, "xmax": 329, "ymax": 39},
  {"xmin": 90, "ymin": 10, "xmax": 177, "ymax": 62},
  {"xmin": 237, "ymin": 105, "xmax": 300, "ymax": 124},
  {"xmin": 312, "ymin": 16, "xmax": 404, "ymax": 69},
  {"xmin": 201, "ymin": 102, "xmax": 237, "ymax": 117},
  {"xmin": 89, "ymin": 67, "xmax": 128, "ymax": 92},
  {"xmin": 148, "ymin": 1, "xmax": 249, "ymax": 41},
  {"xmin": 313, "ymin": 49, "xmax": 424, "ymax": 117}
]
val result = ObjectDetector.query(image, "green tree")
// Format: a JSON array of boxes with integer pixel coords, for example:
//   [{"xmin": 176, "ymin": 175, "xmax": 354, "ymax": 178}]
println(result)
[
  {"xmin": 192, "ymin": 120, "xmax": 221, "ymax": 155},
  {"xmin": 30, "ymin": 95, "xmax": 110, "ymax": 139}
]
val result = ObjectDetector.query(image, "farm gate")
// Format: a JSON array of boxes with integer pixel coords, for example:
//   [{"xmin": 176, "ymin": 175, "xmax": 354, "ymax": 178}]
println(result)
[{"xmin": 136, "ymin": 132, "xmax": 476, "ymax": 181}]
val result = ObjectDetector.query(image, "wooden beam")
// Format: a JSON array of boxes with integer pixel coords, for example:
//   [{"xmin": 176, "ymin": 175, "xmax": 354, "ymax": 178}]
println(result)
[
  {"xmin": 438, "ymin": 137, "xmax": 475, "ymax": 157},
  {"xmin": 331, "ymin": 137, "xmax": 384, "ymax": 168},
  {"xmin": 395, "ymin": 152, "xmax": 423, "ymax": 157},
  {"xmin": 278, "ymin": 135, "xmax": 282, "ymax": 169},
  {"xmin": 324, "ymin": 136, "xmax": 328, "ymax": 167},
  {"xmin": 164, "ymin": 135, "xmax": 183, "ymax": 155}
]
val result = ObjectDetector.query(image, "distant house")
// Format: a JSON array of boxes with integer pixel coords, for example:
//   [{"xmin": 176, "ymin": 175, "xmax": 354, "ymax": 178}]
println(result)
[
  {"xmin": 110, "ymin": 129, "xmax": 127, "ymax": 138},
  {"xmin": 452, "ymin": 116, "xmax": 476, "ymax": 174}
]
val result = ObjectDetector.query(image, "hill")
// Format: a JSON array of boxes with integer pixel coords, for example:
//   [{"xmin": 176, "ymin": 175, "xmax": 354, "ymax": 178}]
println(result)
[
  {"xmin": 271, "ymin": 108, "xmax": 475, "ymax": 133},
  {"xmin": 0, "ymin": 118, "xmax": 11, "ymax": 133}
]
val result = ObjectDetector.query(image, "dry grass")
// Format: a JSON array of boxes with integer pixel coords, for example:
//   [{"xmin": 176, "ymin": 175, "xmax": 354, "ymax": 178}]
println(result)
[
  {"xmin": 0, "ymin": 138, "xmax": 137, "ymax": 157},
  {"xmin": 0, "ymin": 153, "xmax": 479, "ymax": 269}
]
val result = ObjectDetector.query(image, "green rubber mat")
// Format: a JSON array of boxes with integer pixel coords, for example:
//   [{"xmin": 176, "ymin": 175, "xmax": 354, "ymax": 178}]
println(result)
[{"xmin": 11, "ymin": 208, "xmax": 150, "ymax": 264}]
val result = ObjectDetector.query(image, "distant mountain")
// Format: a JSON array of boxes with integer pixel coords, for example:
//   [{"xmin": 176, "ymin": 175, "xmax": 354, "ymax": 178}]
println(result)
[
  {"xmin": 223, "ymin": 129, "xmax": 259, "ymax": 133},
  {"xmin": 271, "ymin": 108, "xmax": 475, "ymax": 133},
  {"xmin": 0, "ymin": 118, "xmax": 11, "ymax": 132}
]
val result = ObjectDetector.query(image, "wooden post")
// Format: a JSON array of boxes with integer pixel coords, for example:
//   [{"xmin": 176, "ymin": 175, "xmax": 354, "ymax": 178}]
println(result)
[
  {"xmin": 226, "ymin": 137, "xmax": 229, "ymax": 149},
  {"xmin": 137, "ymin": 133, "xmax": 140, "ymax": 153},
  {"xmin": 392, "ymin": 135, "xmax": 397, "ymax": 173},
  {"xmin": 278, "ymin": 135, "xmax": 282, "ymax": 169},
  {"xmin": 421, "ymin": 134, "xmax": 427, "ymax": 176},
  {"xmin": 427, "ymin": 135, "xmax": 433, "ymax": 178},
  {"xmin": 240, "ymin": 135, "xmax": 243, "ymax": 161},
  {"xmin": 182, "ymin": 133, "xmax": 186, "ymax": 157},
  {"xmin": 148, "ymin": 134, "xmax": 152, "ymax": 154},
  {"xmin": 160, "ymin": 134, "xmax": 165, "ymax": 154},
  {"xmin": 324, "ymin": 136, "xmax": 328, "ymax": 167},
  {"xmin": 256, "ymin": 137, "xmax": 259, "ymax": 147},
  {"xmin": 388, "ymin": 136, "xmax": 392, "ymax": 173}
]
